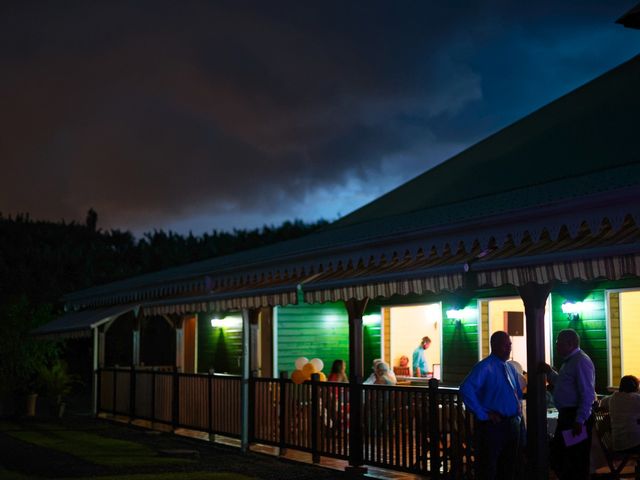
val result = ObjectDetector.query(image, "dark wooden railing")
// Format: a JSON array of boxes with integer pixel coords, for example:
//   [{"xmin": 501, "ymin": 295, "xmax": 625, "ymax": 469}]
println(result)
[
  {"xmin": 97, "ymin": 367, "xmax": 241, "ymax": 438},
  {"xmin": 97, "ymin": 368, "xmax": 475, "ymax": 478}
]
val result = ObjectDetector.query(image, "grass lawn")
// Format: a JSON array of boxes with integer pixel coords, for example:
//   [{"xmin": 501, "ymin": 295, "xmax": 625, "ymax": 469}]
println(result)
[
  {"xmin": 0, "ymin": 467, "xmax": 30, "ymax": 480},
  {"xmin": 0, "ymin": 467, "xmax": 253, "ymax": 480},
  {"xmin": 0, "ymin": 420, "xmax": 189, "ymax": 467},
  {"xmin": 77, "ymin": 473, "xmax": 254, "ymax": 480}
]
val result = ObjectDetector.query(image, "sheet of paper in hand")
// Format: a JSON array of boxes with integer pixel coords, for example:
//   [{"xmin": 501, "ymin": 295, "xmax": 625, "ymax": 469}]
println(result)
[{"xmin": 562, "ymin": 427, "xmax": 588, "ymax": 447}]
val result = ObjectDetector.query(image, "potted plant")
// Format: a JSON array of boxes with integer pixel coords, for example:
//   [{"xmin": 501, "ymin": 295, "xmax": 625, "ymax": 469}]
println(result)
[{"xmin": 37, "ymin": 360, "xmax": 77, "ymax": 418}]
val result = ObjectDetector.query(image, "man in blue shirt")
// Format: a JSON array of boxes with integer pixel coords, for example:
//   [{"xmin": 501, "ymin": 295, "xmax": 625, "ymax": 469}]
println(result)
[
  {"xmin": 412, "ymin": 336, "xmax": 431, "ymax": 377},
  {"xmin": 542, "ymin": 329, "xmax": 595, "ymax": 480},
  {"xmin": 460, "ymin": 331, "xmax": 523, "ymax": 480}
]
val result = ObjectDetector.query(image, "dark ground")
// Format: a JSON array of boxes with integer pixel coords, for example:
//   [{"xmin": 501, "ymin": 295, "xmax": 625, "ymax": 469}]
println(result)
[{"xmin": 0, "ymin": 413, "xmax": 348, "ymax": 480}]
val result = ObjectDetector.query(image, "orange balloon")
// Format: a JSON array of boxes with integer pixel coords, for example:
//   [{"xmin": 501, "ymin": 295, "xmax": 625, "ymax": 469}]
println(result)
[
  {"xmin": 318, "ymin": 372, "xmax": 327, "ymax": 382},
  {"xmin": 291, "ymin": 369, "xmax": 306, "ymax": 385},
  {"xmin": 302, "ymin": 363, "xmax": 317, "ymax": 377}
]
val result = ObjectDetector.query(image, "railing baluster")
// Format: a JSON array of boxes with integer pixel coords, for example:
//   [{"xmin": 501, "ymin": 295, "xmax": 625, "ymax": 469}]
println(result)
[
  {"xmin": 278, "ymin": 372, "xmax": 287, "ymax": 454},
  {"xmin": 429, "ymin": 379, "xmax": 441, "ymax": 478},
  {"xmin": 311, "ymin": 373, "xmax": 320, "ymax": 463}
]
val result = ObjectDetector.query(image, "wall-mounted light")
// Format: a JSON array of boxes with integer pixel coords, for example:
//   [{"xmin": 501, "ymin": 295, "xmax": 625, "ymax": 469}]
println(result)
[
  {"xmin": 210, "ymin": 314, "xmax": 241, "ymax": 328},
  {"xmin": 561, "ymin": 301, "xmax": 593, "ymax": 321},
  {"xmin": 446, "ymin": 307, "xmax": 477, "ymax": 324},
  {"xmin": 362, "ymin": 314, "xmax": 381, "ymax": 326}
]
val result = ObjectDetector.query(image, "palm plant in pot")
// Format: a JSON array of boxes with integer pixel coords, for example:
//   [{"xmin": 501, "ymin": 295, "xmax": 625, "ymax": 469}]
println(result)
[{"xmin": 37, "ymin": 360, "xmax": 77, "ymax": 418}]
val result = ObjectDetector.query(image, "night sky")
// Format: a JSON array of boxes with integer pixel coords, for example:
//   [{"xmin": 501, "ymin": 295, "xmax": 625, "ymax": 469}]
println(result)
[{"xmin": 2, "ymin": 1, "xmax": 639, "ymax": 236}]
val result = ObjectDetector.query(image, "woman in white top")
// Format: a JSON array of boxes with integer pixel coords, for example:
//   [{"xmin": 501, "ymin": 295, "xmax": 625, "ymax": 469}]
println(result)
[
  {"xmin": 364, "ymin": 359, "xmax": 397, "ymax": 385},
  {"xmin": 373, "ymin": 361, "xmax": 397, "ymax": 385},
  {"xmin": 600, "ymin": 375, "xmax": 640, "ymax": 452}
]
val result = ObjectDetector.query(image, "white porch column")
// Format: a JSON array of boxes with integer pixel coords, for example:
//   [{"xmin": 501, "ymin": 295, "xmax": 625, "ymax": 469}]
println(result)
[
  {"xmin": 240, "ymin": 308, "xmax": 253, "ymax": 452},
  {"xmin": 175, "ymin": 318, "xmax": 184, "ymax": 373},
  {"xmin": 92, "ymin": 327, "xmax": 99, "ymax": 415},
  {"xmin": 132, "ymin": 316, "xmax": 141, "ymax": 367}
]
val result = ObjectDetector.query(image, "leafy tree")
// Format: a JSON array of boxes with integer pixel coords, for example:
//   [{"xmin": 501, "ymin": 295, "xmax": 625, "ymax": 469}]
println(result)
[{"xmin": 0, "ymin": 296, "xmax": 60, "ymax": 396}]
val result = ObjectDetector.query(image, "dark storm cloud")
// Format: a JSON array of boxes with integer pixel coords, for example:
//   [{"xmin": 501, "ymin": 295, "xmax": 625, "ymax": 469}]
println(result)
[{"xmin": 0, "ymin": 1, "xmax": 638, "ymax": 233}]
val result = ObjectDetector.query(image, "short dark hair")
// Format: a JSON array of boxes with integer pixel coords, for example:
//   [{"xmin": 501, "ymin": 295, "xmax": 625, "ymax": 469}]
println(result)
[
  {"xmin": 422, "ymin": 336, "xmax": 431, "ymax": 344},
  {"xmin": 619, "ymin": 375, "xmax": 639, "ymax": 393},
  {"xmin": 490, "ymin": 330, "xmax": 509, "ymax": 350},
  {"xmin": 557, "ymin": 329, "xmax": 580, "ymax": 347}
]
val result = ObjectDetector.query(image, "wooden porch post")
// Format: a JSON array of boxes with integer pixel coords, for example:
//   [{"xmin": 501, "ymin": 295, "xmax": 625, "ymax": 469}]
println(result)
[
  {"xmin": 345, "ymin": 297, "xmax": 369, "ymax": 475},
  {"xmin": 518, "ymin": 282, "xmax": 552, "ymax": 480}
]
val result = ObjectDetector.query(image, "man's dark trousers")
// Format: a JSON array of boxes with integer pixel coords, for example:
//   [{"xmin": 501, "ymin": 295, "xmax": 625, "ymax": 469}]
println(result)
[
  {"xmin": 476, "ymin": 416, "xmax": 521, "ymax": 480},
  {"xmin": 550, "ymin": 407, "xmax": 594, "ymax": 480}
]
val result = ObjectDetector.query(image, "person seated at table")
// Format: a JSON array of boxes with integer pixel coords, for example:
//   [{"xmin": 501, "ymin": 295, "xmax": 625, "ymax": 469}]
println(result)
[
  {"xmin": 393, "ymin": 355, "xmax": 411, "ymax": 377},
  {"xmin": 599, "ymin": 375, "xmax": 640, "ymax": 452},
  {"xmin": 373, "ymin": 361, "xmax": 397, "ymax": 385},
  {"xmin": 364, "ymin": 359, "xmax": 397, "ymax": 384},
  {"xmin": 328, "ymin": 359, "xmax": 349, "ymax": 383}
]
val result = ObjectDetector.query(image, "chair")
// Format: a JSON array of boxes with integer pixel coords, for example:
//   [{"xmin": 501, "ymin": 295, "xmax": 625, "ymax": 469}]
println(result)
[
  {"xmin": 393, "ymin": 366, "xmax": 410, "ymax": 376},
  {"xmin": 594, "ymin": 409, "xmax": 640, "ymax": 478}
]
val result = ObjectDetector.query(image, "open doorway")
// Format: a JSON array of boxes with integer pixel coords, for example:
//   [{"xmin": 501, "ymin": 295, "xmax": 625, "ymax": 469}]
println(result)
[
  {"xmin": 255, "ymin": 308, "xmax": 273, "ymax": 378},
  {"xmin": 618, "ymin": 289, "xmax": 640, "ymax": 378},
  {"xmin": 389, "ymin": 303, "xmax": 442, "ymax": 378},
  {"xmin": 485, "ymin": 297, "xmax": 551, "ymax": 373}
]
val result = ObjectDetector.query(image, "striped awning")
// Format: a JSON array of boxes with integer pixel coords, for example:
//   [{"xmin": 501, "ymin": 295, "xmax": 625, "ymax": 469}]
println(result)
[
  {"xmin": 476, "ymin": 252, "xmax": 640, "ymax": 287},
  {"xmin": 303, "ymin": 273, "xmax": 464, "ymax": 303},
  {"xmin": 302, "ymin": 220, "xmax": 640, "ymax": 303},
  {"xmin": 141, "ymin": 277, "xmax": 300, "ymax": 316}
]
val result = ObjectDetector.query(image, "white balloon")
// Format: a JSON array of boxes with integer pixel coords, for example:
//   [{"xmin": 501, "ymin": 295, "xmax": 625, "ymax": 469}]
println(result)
[
  {"xmin": 295, "ymin": 357, "xmax": 309, "ymax": 370},
  {"xmin": 310, "ymin": 358, "xmax": 324, "ymax": 372}
]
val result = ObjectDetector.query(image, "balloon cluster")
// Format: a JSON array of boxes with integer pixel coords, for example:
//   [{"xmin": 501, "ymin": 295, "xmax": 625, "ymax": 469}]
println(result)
[{"xmin": 291, "ymin": 357, "xmax": 326, "ymax": 384}]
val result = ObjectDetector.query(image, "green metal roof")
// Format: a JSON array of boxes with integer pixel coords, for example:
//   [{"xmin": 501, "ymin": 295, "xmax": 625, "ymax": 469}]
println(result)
[{"xmin": 333, "ymin": 53, "xmax": 640, "ymax": 228}]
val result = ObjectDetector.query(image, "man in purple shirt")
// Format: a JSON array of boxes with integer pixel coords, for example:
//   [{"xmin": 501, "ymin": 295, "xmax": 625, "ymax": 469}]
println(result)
[
  {"xmin": 460, "ymin": 331, "xmax": 523, "ymax": 480},
  {"xmin": 543, "ymin": 328, "xmax": 596, "ymax": 480}
]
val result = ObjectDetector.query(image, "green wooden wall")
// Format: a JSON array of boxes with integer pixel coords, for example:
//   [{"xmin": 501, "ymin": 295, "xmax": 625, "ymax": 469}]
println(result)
[
  {"xmin": 197, "ymin": 314, "xmax": 243, "ymax": 374},
  {"xmin": 363, "ymin": 307, "xmax": 382, "ymax": 376},
  {"xmin": 276, "ymin": 302, "xmax": 382, "ymax": 377},
  {"xmin": 550, "ymin": 291, "xmax": 608, "ymax": 392},
  {"xmin": 441, "ymin": 299, "xmax": 480, "ymax": 386}
]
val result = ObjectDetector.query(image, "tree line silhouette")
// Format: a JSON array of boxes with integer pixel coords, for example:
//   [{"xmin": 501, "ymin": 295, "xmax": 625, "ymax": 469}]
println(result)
[
  {"xmin": 0, "ymin": 209, "xmax": 328, "ymax": 306},
  {"xmin": 0, "ymin": 209, "xmax": 328, "ymax": 397}
]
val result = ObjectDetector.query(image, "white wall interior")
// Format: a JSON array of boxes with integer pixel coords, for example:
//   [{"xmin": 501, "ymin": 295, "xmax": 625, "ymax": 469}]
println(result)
[{"xmin": 389, "ymin": 303, "xmax": 441, "ymax": 373}]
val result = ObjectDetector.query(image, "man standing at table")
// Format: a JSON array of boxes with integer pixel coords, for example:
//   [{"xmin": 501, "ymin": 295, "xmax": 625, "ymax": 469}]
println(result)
[
  {"xmin": 460, "ymin": 331, "xmax": 523, "ymax": 480},
  {"xmin": 542, "ymin": 329, "xmax": 596, "ymax": 480},
  {"xmin": 412, "ymin": 336, "xmax": 431, "ymax": 377}
]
